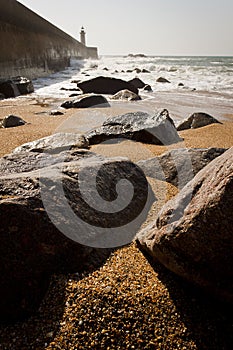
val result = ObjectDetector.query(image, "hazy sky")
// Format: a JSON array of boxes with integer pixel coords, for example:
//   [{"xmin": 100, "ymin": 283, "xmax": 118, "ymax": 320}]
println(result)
[{"xmin": 18, "ymin": 0, "xmax": 233, "ymax": 56}]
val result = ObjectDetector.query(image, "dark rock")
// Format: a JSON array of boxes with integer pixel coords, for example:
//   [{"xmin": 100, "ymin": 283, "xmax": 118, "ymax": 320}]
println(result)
[
  {"xmin": 128, "ymin": 54, "xmax": 147, "ymax": 58},
  {"xmin": 0, "ymin": 93, "xmax": 5, "ymax": 100},
  {"xmin": 111, "ymin": 90, "xmax": 141, "ymax": 101},
  {"xmin": 137, "ymin": 147, "xmax": 233, "ymax": 303},
  {"xmin": 71, "ymin": 79, "xmax": 81, "ymax": 84},
  {"xmin": 103, "ymin": 67, "xmax": 109, "ymax": 71},
  {"xmin": 126, "ymin": 69, "xmax": 133, "ymax": 73},
  {"xmin": 143, "ymin": 84, "xmax": 153, "ymax": 92},
  {"xmin": 49, "ymin": 110, "xmax": 64, "ymax": 116},
  {"xmin": 1, "ymin": 115, "xmax": 26, "ymax": 128},
  {"xmin": 0, "ymin": 80, "xmax": 20, "ymax": 98},
  {"xmin": 128, "ymin": 78, "xmax": 146, "ymax": 89},
  {"xmin": 142, "ymin": 69, "xmax": 150, "ymax": 73},
  {"xmin": 72, "ymin": 95, "xmax": 110, "ymax": 108},
  {"xmin": 13, "ymin": 132, "xmax": 89, "ymax": 153},
  {"xmin": 60, "ymin": 87, "xmax": 82, "ymax": 92},
  {"xmin": 137, "ymin": 147, "xmax": 227, "ymax": 188},
  {"xmin": 0, "ymin": 148, "xmax": 151, "ymax": 321},
  {"xmin": 86, "ymin": 109, "xmax": 182, "ymax": 146},
  {"xmin": 134, "ymin": 68, "xmax": 142, "ymax": 74},
  {"xmin": 114, "ymin": 70, "xmax": 119, "ymax": 73},
  {"xmin": 156, "ymin": 77, "xmax": 171, "ymax": 83},
  {"xmin": 178, "ymin": 82, "xmax": 184, "ymax": 87},
  {"xmin": 12, "ymin": 76, "xmax": 34, "ymax": 95},
  {"xmin": 77, "ymin": 76, "xmax": 138, "ymax": 95},
  {"xmin": 177, "ymin": 112, "xmax": 222, "ymax": 131},
  {"xmin": 61, "ymin": 100, "xmax": 74, "ymax": 109}
]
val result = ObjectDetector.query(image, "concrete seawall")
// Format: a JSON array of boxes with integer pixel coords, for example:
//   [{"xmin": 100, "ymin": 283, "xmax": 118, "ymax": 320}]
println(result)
[{"xmin": 0, "ymin": 0, "xmax": 98, "ymax": 79}]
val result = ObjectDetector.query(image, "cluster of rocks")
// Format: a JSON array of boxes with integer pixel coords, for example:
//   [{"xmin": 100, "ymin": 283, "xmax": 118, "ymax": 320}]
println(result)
[{"xmin": 0, "ymin": 76, "xmax": 34, "ymax": 99}]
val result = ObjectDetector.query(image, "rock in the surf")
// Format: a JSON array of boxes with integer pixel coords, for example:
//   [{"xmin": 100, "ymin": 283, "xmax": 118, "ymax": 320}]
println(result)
[{"xmin": 177, "ymin": 112, "xmax": 222, "ymax": 131}]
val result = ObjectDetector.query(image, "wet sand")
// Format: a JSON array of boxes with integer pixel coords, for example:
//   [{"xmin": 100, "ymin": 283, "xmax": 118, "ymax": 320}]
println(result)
[{"xmin": 0, "ymin": 94, "xmax": 233, "ymax": 349}]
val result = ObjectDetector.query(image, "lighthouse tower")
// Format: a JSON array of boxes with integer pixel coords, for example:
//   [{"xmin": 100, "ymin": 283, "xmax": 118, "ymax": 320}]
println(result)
[{"xmin": 80, "ymin": 26, "xmax": 86, "ymax": 46}]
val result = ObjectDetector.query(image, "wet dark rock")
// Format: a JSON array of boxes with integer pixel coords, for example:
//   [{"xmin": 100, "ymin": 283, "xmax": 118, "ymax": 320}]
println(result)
[
  {"xmin": 137, "ymin": 147, "xmax": 227, "ymax": 188},
  {"xmin": 49, "ymin": 110, "xmax": 64, "ymax": 116},
  {"xmin": 111, "ymin": 89, "xmax": 141, "ymax": 101},
  {"xmin": 1, "ymin": 115, "xmax": 26, "ymax": 128},
  {"xmin": 177, "ymin": 112, "xmax": 222, "ymax": 131},
  {"xmin": 61, "ymin": 95, "xmax": 110, "ymax": 109},
  {"xmin": 13, "ymin": 132, "xmax": 89, "ymax": 153},
  {"xmin": 142, "ymin": 69, "xmax": 150, "ymax": 73},
  {"xmin": 128, "ymin": 78, "xmax": 146, "ymax": 89},
  {"xmin": 156, "ymin": 77, "xmax": 171, "ymax": 83},
  {"xmin": 0, "ymin": 93, "xmax": 5, "ymax": 100},
  {"xmin": 137, "ymin": 147, "xmax": 233, "ymax": 303},
  {"xmin": 0, "ymin": 147, "xmax": 151, "ymax": 321},
  {"xmin": 60, "ymin": 87, "xmax": 82, "ymax": 92},
  {"xmin": 77, "ymin": 76, "xmax": 138, "ymax": 95},
  {"xmin": 134, "ymin": 68, "xmax": 142, "ymax": 73},
  {"xmin": 143, "ymin": 84, "xmax": 153, "ymax": 92},
  {"xmin": 0, "ymin": 80, "xmax": 20, "ymax": 98},
  {"xmin": 103, "ymin": 67, "xmax": 109, "ymax": 71},
  {"xmin": 178, "ymin": 82, "xmax": 184, "ymax": 87},
  {"xmin": 86, "ymin": 109, "xmax": 182, "ymax": 146}
]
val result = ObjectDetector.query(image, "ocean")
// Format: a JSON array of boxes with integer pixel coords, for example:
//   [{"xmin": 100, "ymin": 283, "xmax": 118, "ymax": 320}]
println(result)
[{"xmin": 31, "ymin": 55, "xmax": 233, "ymax": 122}]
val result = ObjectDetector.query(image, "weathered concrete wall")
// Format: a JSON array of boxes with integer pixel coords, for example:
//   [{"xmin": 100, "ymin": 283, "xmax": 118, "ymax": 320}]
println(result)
[{"xmin": 0, "ymin": 0, "xmax": 98, "ymax": 79}]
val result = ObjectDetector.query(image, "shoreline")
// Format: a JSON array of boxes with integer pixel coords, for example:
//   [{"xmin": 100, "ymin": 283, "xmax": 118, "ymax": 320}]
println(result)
[{"xmin": 0, "ymin": 92, "xmax": 233, "ymax": 349}]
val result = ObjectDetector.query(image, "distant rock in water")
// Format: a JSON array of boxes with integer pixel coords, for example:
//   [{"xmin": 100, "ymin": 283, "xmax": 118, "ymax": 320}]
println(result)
[
  {"xmin": 1, "ymin": 115, "xmax": 26, "ymax": 128},
  {"xmin": 77, "ymin": 77, "xmax": 139, "ymax": 95},
  {"xmin": 143, "ymin": 84, "xmax": 153, "ymax": 92},
  {"xmin": 13, "ymin": 132, "xmax": 89, "ymax": 153},
  {"xmin": 86, "ymin": 109, "xmax": 182, "ymax": 146},
  {"xmin": 156, "ymin": 77, "xmax": 171, "ymax": 83},
  {"xmin": 177, "ymin": 112, "xmax": 222, "ymax": 131},
  {"xmin": 137, "ymin": 147, "xmax": 233, "ymax": 304},
  {"xmin": 137, "ymin": 147, "xmax": 227, "ymax": 188},
  {"xmin": 111, "ymin": 89, "xmax": 141, "ymax": 101},
  {"xmin": 61, "ymin": 95, "xmax": 110, "ymax": 109},
  {"xmin": 142, "ymin": 69, "xmax": 150, "ymax": 73},
  {"xmin": 128, "ymin": 53, "xmax": 147, "ymax": 58}
]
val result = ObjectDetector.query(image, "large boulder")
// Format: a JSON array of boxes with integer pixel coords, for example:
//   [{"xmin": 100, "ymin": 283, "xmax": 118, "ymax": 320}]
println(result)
[
  {"xmin": 111, "ymin": 89, "xmax": 141, "ymax": 101},
  {"xmin": 1, "ymin": 115, "xmax": 26, "ymax": 128},
  {"xmin": 137, "ymin": 147, "xmax": 233, "ymax": 303},
  {"xmin": 177, "ymin": 112, "xmax": 222, "ymax": 131},
  {"xmin": 0, "ymin": 147, "xmax": 151, "ymax": 322},
  {"xmin": 13, "ymin": 132, "xmax": 89, "ymax": 153},
  {"xmin": 137, "ymin": 148, "xmax": 227, "ymax": 188},
  {"xmin": 77, "ymin": 76, "xmax": 139, "ymax": 95},
  {"xmin": 86, "ymin": 109, "xmax": 182, "ymax": 146}
]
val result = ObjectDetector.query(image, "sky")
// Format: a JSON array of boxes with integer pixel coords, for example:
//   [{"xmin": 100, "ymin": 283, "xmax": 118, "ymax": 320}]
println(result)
[{"xmin": 18, "ymin": 0, "xmax": 233, "ymax": 56}]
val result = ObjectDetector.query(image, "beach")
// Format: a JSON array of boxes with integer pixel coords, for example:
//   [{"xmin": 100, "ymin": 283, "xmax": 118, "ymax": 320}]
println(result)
[{"xmin": 0, "ymin": 88, "xmax": 233, "ymax": 349}]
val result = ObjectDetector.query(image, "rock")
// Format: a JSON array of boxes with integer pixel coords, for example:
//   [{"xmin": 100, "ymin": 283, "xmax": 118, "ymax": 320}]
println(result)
[
  {"xmin": 61, "ymin": 95, "xmax": 110, "ymax": 109},
  {"xmin": 134, "ymin": 68, "xmax": 142, "ymax": 74},
  {"xmin": 177, "ymin": 112, "xmax": 222, "ymax": 131},
  {"xmin": 178, "ymin": 82, "xmax": 184, "ymax": 87},
  {"xmin": 0, "ymin": 148, "xmax": 151, "ymax": 321},
  {"xmin": 156, "ymin": 77, "xmax": 171, "ymax": 83},
  {"xmin": 103, "ymin": 67, "xmax": 109, "ymax": 71},
  {"xmin": 143, "ymin": 84, "xmax": 153, "ymax": 92},
  {"xmin": 0, "ymin": 80, "xmax": 20, "ymax": 98},
  {"xmin": 71, "ymin": 79, "xmax": 81, "ymax": 84},
  {"xmin": 12, "ymin": 76, "xmax": 34, "ymax": 95},
  {"xmin": 72, "ymin": 95, "xmax": 110, "ymax": 108},
  {"xmin": 142, "ymin": 69, "xmax": 150, "ymax": 73},
  {"xmin": 128, "ymin": 78, "xmax": 146, "ymax": 89},
  {"xmin": 60, "ymin": 87, "xmax": 82, "ymax": 92},
  {"xmin": 111, "ymin": 89, "xmax": 141, "ymax": 101},
  {"xmin": 77, "ymin": 76, "xmax": 139, "ymax": 95},
  {"xmin": 49, "ymin": 110, "xmax": 64, "ymax": 116},
  {"xmin": 128, "ymin": 53, "xmax": 147, "ymax": 58},
  {"xmin": 0, "ymin": 93, "xmax": 5, "ymax": 100},
  {"xmin": 137, "ymin": 147, "xmax": 227, "ymax": 188},
  {"xmin": 137, "ymin": 147, "xmax": 233, "ymax": 303},
  {"xmin": 13, "ymin": 132, "xmax": 89, "ymax": 153},
  {"xmin": 1, "ymin": 115, "xmax": 26, "ymax": 128},
  {"xmin": 86, "ymin": 109, "xmax": 182, "ymax": 146},
  {"xmin": 126, "ymin": 69, "xmax": 133, "ymax": 73}
]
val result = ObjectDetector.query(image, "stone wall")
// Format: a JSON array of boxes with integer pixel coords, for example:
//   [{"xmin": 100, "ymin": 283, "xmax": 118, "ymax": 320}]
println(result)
[{"xmin": 0, "ymin": 0, "xmax": 98, "ymax": 79}]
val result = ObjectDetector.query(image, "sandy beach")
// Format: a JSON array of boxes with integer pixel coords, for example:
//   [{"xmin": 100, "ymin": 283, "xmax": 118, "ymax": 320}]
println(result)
[{"xmin": 0, "ymin": 93, "xmax": 233, "ymax": 349}]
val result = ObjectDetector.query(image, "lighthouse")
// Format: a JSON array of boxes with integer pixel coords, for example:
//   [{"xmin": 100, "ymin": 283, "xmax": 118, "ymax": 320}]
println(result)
[{"xmin": 80, "ymin": 26, "xmax": 86, "ymax": 46}]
